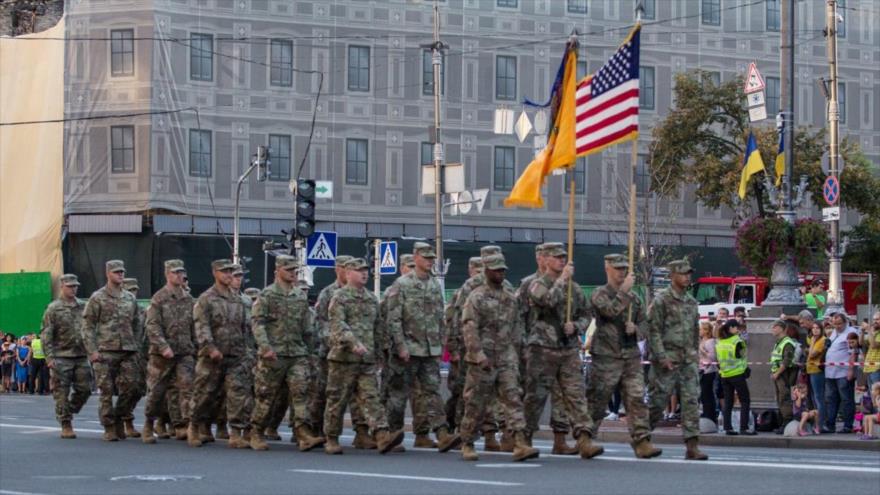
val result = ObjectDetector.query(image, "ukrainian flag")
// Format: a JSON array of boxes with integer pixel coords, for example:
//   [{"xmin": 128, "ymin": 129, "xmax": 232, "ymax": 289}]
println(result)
[{"xmin": 738, "ymin": 132, "xmax": 766, "ymax": 200}]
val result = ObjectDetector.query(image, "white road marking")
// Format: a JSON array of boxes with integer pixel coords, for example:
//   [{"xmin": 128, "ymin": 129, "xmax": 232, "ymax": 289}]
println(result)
[
  {"xmin": 0, "ymin": 423, "xmax": 104, "ymax": 434},
  {"xmin": 0, "ymin": 490, "xmax": 52, "ymax": 495},
  {"xmin": 595, "ymin": 456, "xmax": 880, "ymax": 473},
  {"xmin": 476, "ymin": 463, "xmax": 542, "ymax": 468},
  {"xmin": 290, "ymin": 469, "xmax": 523, "ymax": 486}
]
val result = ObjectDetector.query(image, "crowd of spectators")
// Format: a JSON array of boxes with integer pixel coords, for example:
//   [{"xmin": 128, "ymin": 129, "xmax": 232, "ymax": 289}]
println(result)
[{"xmin": 0, "ymin": 331, "xmax": 49, "ymax": 395}]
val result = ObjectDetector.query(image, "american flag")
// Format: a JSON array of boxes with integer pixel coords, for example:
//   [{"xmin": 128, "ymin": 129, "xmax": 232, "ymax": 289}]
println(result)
[{"xmin": 575, "ymin": 26, "xmax": 641, "ymax": 156}]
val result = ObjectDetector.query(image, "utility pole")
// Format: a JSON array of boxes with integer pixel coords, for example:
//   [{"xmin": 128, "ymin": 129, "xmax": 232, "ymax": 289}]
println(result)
[
  {"xmin": 824, "ymin": 0, "xmax": 844, "ymax": 314},
  {"xmin": 429, "ymin": 0, "xmax": 448, "ymax": 293},
  {"xmin": 233, "ymin": 145, "xmax": 269, "ymax": 265}
]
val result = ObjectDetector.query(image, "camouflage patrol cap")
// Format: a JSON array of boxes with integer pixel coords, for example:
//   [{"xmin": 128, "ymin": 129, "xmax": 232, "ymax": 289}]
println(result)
[
  {"xmin": 400, "ymin": 254, "xmax": 415, "ymax": 268},
  {"xmin": 59, "ymin": 274, "xmax": 80, "ymax": 286},
  {"xmin": 106, "ymin": 260, "xmax": 126, "ymax": 273},
  {"xmin": 334, "ymin": 255, "xmax": 353, "ymax": 267},
  {"xmin": 413, "ymin": 242, "xmax": 436, "ymax": 259},
  {"xmin": 667, "ymin": 259, "xmax": 694, "ymax": 275},
  {"xmin": 535, "ymin": 243, "xmax": 548, "ymax": 254},
  {"xmin": 468, "ymin": 256, "xmax": 483, "ymax": 269},
  {"xmin": 276, "ymin": 255, "xmax": 298, "ymax": 270},
  {"xmin": 604, "ymin": 253, "xmax": 629, "ymax": 269},
  {"xmin": 122, "ymin": 278, "xmax": 139, "ymax": 291},
  {"xmin": 344, "ymin": 257, "xmax": 369, "ymax": 270},
  {"xmin": 211, "ymin": 259, "xmax": 235, "ymax": 271},
  {"xmin": 480, "ymin": 245, "xmax": 502, "ymax": 258},
  {"xmin": 543, "ymin": 242, "xmax": 566, "ymax": 258},
  {"xmin": 483, "ymin": 253, "xmax": 508, "ymax": 271},
  {"xmin": 243, "ymin": 287, "xmax": 261, "ymax": 297},
  {"xmin": 164, "ymin": 259, "xmax": 186, "ymax": 272}
]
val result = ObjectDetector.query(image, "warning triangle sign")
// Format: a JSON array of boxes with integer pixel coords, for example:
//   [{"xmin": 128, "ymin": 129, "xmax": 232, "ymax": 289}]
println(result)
[
  {"xmin": 744, "ymin": 62, "xmax": 765, "ymax": 94},
  {"xmin": 307, "ymin": 233, "xmax": 335, "ymax": 260},
  {"xmin": 380, "ymin": 245, "xmax": 396, "ymax": 269}
]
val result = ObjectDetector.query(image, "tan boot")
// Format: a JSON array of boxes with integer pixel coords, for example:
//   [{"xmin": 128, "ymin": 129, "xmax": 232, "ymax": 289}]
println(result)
[
  {"xmin": 215, "ymin": 421, "xmax": 229, "ymax": 440},
  {"xmin": 414, "ymin": 433, "xmax": 437, "ymax": 448},
  {"xmin": 483, "ymin": 431, "xmax": 500, "ymax": 452},
  {"xmin": 174, "ymin": 425, "xmax": 188, "ymax": 441},
  {"xmin": 155, "ymin": 421, "xmax": 171, "ymax": 439},
  {"xmin": 324, "ymin": 436, "xmax": 343, "ymax": 455},
  {"xmin": 576, "ymin": 432, "xmax": 604, "ymax": 459},
  {"xmin": 242, "ymin": 428, "xmax": 252, "ymax": 442},
  {"xmin": 375, "ymin": 428, "xmax": 405, "ymax": 454},
  {"xmin": 228, "ymin": 428, "xmax": 249, "ymax": 449},
  {"xmin": 295, "ymin": 425, "xmax": 326, "ymax": 452},
  {"xmin": 103, "ymin": 424, "xmax": 119, "ymax": 442},
  {"xmin": 500, "ymin": 430, "xmax": 515, "ymax": 452},
  {"xmin": 250, "ymin": 430, "xmax": 269, "ymax": 451},
  {"xmin": 461, "ymin": 443, "xmax": 479, "ymax": 461},
  {"xmin": 141, "ymin": 419, "xmax": 156, "ymax": 444},
  {"xmin": 115, "ymin": 420, "xmax": 127, "ymax": 440},
  {"xmin": 632, "ymin": 438, "xmax": 663, "ymax": 459},
  {"xmin": 124, "ymin": 419, "xmax": 141, "ymax": 438},
  {"xmin": 187, "ymin": 423, "xmax": 202, "ymax": 447},
  {"xmin": 264, "ymin": 427, "xmax": 281, "ymax": 441},
  {"xmin": 199, "ymin": 423, "xmax": 215, "ymax": 443},
  {"xmin": 60, "ymin": 420, "xmax": 76, "ymax": 439},
  {"xmin": 352, "ymin": 426, "xmax": 377, "ymax": 449},
  {"xmin": 685, "ymin": 438, "xmax": 708, "ymax": 460},
  {"xmin": 511, "ymin": 432, "xmax": 540, "ymax": 462},
  {"xmin": 436, "ymin": 427, "xmax": 462, "ymax": 453},
  {"xmin": 552, "ymin": 432, "xmax": 578, "ymax": 455}
]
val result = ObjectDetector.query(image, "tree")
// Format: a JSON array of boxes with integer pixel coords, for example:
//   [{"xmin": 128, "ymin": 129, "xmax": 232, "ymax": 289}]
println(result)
[{"xmin": 843, "ymin": 217, "xmax": 880, "ymax": 304}]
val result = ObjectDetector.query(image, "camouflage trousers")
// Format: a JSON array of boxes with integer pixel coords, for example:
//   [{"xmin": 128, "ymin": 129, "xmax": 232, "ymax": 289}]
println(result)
[
  {"xmin": 251, "ymin": 356, "xmax": 312, "ymax": 431},
  {"xmin": 586, "ymin": 355, "xmax": 651, "ymax": 443},
  {"xmin": 190, "ymin": 355, "xmax": 254, "ymax": 430},
  {"xmin": 49, "ymin": 357, "xmax": 92, "ymax": 423},
  {"xmin": 323, "ymin": 361, "xmax": 390, "ymax": 438},
  {"xmin": 445, "ymin": 358, "xmax": 497, "ymax": 433},
  {"xmin": 268, "ymin": 385, "xmax": 290, "ymax": 430},
  {"xmin": 309, "ymin": 357, "xmax": 367, "ymax": 433},
  {"xmin": 459, "ymin": 357, "xmax": 527, "ymax": 445},
  {"xmin": 383, "ymin": 355, "xmax": 448, "ymax": 435},
  {"xmin": 523, "ymin": 346, "xmax": 594, "ymax": 438},
  {"xmin": 773, "ymin": 368, "xmax": 798, "ymax": 425},
  {"xmin": 144, "ymin": 354, "xmax": 194, "ymax": 425},
  {"xmin": 93, "ymin": 351, "xmax": 141, "ymax": 427},
  {"xmin": 648, "ymin": 360, "xmax": 701, "ymax": 440}
]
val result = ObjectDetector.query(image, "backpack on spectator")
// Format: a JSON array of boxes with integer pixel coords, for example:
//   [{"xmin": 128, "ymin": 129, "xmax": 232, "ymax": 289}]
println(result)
[{"xmin": 755, "ymin": 409, "xmax": 780, "ymax": 432}]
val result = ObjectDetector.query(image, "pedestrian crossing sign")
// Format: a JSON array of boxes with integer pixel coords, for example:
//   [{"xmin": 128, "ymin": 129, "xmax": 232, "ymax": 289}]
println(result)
[
  {"xmin": 379, "ymin": 241, "xmax": 397, "ymax": 276},
  {"xmin": 305, "ymin": 231, "xmax": 337, "ymax": 268}
]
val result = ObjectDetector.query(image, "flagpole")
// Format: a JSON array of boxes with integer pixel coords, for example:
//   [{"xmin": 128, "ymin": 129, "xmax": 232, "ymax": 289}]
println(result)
[
  {"xmin": 566, "ymin": 172, "xmax": 576, "ymax": 323},
  {"xmin": 628, "ymin": 5, "xmax": 644, "ymax": 322}
]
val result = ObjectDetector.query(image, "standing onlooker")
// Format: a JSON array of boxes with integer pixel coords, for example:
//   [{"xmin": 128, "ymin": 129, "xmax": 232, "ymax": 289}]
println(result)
[
  {"xmin": 715, "ymin": 320, "xmax": 754, "ymax": 435},
  {"xmin": 804, "ymin": 280, "xmax": 826, "ymax": 320},
  {"xmin": 863, "ymin": 312, "xmax": 880, "ymax": 390},
  {"xmin": 698, "ymin": 321, "xmax": 718, "ymax": 423},
  {"xmin": 823, "ymin": 312, "xmax": 859, "ymax": 434},
  {"xmin": 807, "ymin": 321, "xmax": 827, "ymax": 430},
  {"xmin": 15, "ymin": 337, "xmax": 31, "ymax": 393},
  {"xmin": 769, "ymin": 320, "xmax": 799, "ymax": 434},
  {"xmin": 29, "ymin": 333, "xmax": 49, "ymax": 394},
  {"xmin": 1, "ymin": 334, "xmax": 16, "ymax": 392}
]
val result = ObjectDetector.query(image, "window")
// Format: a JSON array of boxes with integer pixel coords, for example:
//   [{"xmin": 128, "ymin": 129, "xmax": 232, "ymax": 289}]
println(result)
[
  {"xmin": 837, "ymin": 0, "xmax": 846, "ymax": 38},
  {"xmin": 707, "ymin": 71, "xmax": 721, "ymax": 87},
  {"xmin": 702, "ymin": 0, "xmax": 721, "ymax": 26},
  {"xmin": 577, "ymin": 60, "xmax": 588, "ymax": 79},
  {"xmin": 639, "ymin": 66, "xmax": 655, "ymax": 110},
  {"xmin": 190, "ymin": 33, "xmax": 213, "ymax": 81},
  {"xmin": 189, "ymin": 129, "xmax": 212, "ymax": 177},
  {"xmin": 268, "ymin": 134, "xmax": 291, "ymax": 181},
  {"xmin": 564, "ymin": 158, "xmax": 586, "ymax": 194},
  {"xmin": 493, "ymin": 146, "xmax": 516, "ymax": 191},
  {"xmin": 421, "ymin": 142, "xmax": 433, "ymax": 166},
  {"xmin": 640, "ymin": 0, "xmax": 656, "ymax": 20},
  {"xmin": 766, "ymin": 76, "xmax": 780, "ymax": 117},
  {"xmin": 496, "ymin": 55, "xmax": 517, "ymax": 101},
  {"xmin": 422, "ymin": 50, "xmax": 445, "ymax": 96},
  {"xmin": 497, "ymin": 0, "xmax": 518, "ymax": 7},
  {"xmin": 345, "ymin": 138, "xmax": 368, "ymax": 185},
  {"xmin": 766, "ymin": 0, "xmax": 780, "ymax": 31},
  {"xmin": 636, "ymin": 154, "xmax": 650, "ymax": 197},
  {"xmin": 110, "ymin": 29, "xmax": 134, "ymax": 77},
  {"xmin": 270, "ymin": 39, "xmax": 293, "ymax": 87},
  {"xmin": 567, "ymin": 0, "xmax": 587, "ymax": 14},
  {"xmin": 110, "ymin": 126, "xmax": 134, "ymax": 173},
  {"xmin": 347, "ymin": 45, "xmax": 370, "ymax": 92},
  {"xmin": 838, "ymin": 82, "xmax": 846, "ymax": 124}
]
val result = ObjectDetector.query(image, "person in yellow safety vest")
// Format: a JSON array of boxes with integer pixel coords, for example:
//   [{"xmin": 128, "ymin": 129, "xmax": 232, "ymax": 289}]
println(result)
[
  {"xmin": 715, "ymin": 319, "xmax": 755, "ymax": 436},
  {"xmin": 29, "ymin": 334, "xmax": 49, "ymax": 394},
  {"xmin": 770, "ymin": 320, "xmax": 800, "ymax": 434}
]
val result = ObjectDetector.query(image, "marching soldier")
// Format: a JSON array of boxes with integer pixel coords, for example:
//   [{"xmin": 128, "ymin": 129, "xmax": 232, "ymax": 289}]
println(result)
[
  {"xmin": 81, "ymin": 260, "xmax": 142, "ymax": 442},
  {"xmin": 443, "ymin": 256, "xmax": 482, "ymax": 433},
  {"xmin": 41, "ymin": 274, "xmax": 91, "ymax": 439},
  {"xmin": 120, "ymin": 277, "xmax": 146, "ymax": 439},
  {"xmin": 647, "ymin": 259, "xmax": 708, "ymax": 460},
  {"xmin": 142, "ymin": 260, "xmax": 196, "ymax": 444}
]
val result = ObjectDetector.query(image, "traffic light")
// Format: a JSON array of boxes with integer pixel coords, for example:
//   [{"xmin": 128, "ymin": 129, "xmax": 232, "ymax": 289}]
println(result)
[
  {"xmin": 256, "ymin": 145, "xmax": 270, "ymax": 182},
  {"xmin": 295, "ymin": 179, "xmax": 316, "ymax": 238}
]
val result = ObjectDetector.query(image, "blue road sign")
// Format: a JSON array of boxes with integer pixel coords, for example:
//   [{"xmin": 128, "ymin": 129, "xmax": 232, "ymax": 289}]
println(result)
[
  {"xmin": 822, "ymin": 176, "xmax": 839, "ymax": 206},
  {"xmin": 306, "ymin": 231, "xmax": 337, "ymax": 268},
  {"xmin": 379, "ymin": 241, "xmax": 397, "ymax": 276}
]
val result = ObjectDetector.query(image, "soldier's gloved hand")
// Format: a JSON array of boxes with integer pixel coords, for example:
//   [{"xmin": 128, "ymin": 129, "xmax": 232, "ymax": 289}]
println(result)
[
  {"xmin": 563, "ymin": 322, "xmax": 576, "ymax": 336},
  {"xmin": 89, "ymin": 352, "xmax": 102, "ymax": 364},
  {"xmin": 625, "ymin": 322, "xmax": 638, "ymax": 335},
  {"xmin": 398, "ymin": 348, "xmax": 410, "ymax": 362},
  {"xmin": 262, "ymin": 349, "xmax": 277, "ymax": 361},
  {"xmin": 621, "ymin": 273, "xmax": 635, "ymax": 293},
  {"xmin": 209, "ymin": 349, "xmax": 223, "ymax": 362},
  {"xmin": 161, "ymin": 348, "xmax": 175, "ymax": 359},
  {"xmin": 353, "ymin": 343, "xmax": 368, "ymax": 356}
]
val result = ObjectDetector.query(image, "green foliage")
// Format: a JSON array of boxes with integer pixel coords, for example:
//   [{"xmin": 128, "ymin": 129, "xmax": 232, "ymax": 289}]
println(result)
[
  {"xmin": 843, "ymin": 217, "xmax": 880, "ymax": 303},
  {"xmin": 735, "ymin": 216, "xmax": 829, "ymax": 278}
]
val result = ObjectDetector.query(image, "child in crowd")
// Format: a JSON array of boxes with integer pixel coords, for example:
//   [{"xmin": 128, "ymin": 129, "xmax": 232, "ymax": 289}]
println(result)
[
  {"xmin": 859, "ymin": 383, "xmax": 880, "ymax": 440},
  {"xmin": 792, "ymin": 384, "xmax": 819, "ymax": 436}
]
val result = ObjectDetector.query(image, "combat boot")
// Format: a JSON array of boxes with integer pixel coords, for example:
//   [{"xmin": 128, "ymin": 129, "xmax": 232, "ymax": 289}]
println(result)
[
  {"xmin": 155, "ymin": 421, "xmax": 171, "ymax": 439},
  {"xmin": 632, "ymin": 438, "xmax": 663, "ymax": 459},
  {"xmin": 242, "ymin": 428, "xmax": 252, "ymax": 442},
  {"xmin": 102, "ymin": 424, "xmax": 119, "ymax": 442},
  {"xmin": 511, "ymin": 432, "xmax": 540, "ymax": 462},
  {"xmin": 352, "ymin": 425, "xmax": 377, "ymax": 449},
  {"xmin": 436, "ymin": 427, "xmax": 462, "ymax": 453},
  {"xmin": 264, "ymin": 427, "xmax": 282, "ymax": 441},
  {"xmin": 60, "ymin": 420, "xmax": 76, "ymax": 439},
  {"xmin": 414, "ymin": 433, "xmax": 437, "ymax": 448},
  {"xmin": 375, "ymin": 428, "xmax": 405, "ymax": 454},
  {"xmin": 124, "ymin": 419, "xmax": 141, "ymax": 438},
  {"xmin": 552, "ymin": 432, "xmax": 578, "ymax": 455},
  {"xmin": 391, "ymin": 444, "xmax": 406, "ymax": 453},
  {"xmin": 483, "ymin": 431, "xmax": 501, "ymax": 452},
  {"xmin": 198, "ymin": 423, "xmax": 215, "ymax": 443},
  {"xmin": 215, "ymin": 421, "xmax": 229, "ymax": 440},
  {"xmin": 295, "ymin": 425, "xmax": 325, "ymax": 452},
  {"xmin": 228, "ymin": 428, "xmax": 249, "ymax": 449},
  {"xmin": 499, "ymin": 430, "xmax": 515, "ymax": 452},
  {"xmin": 461, "ymin": 443, "xmax": 479, "ymax": 461},
  {"xmin": 174, "ymin": 425, "xmax": 188, "ymax": 441},
  {"xmin": 187, "ymin": 423, "xmax": 202, "ymax": 447},
  {"xmin": 576, "ymin": 432, "xmax": 604, "ymax": 459},
  {"xmin": 685, "ymin": 438, "xmax": 708, "ymax": 461},
  {"xmin": 249, "ymin": 430, "xmax": 269, "ymax": 451},
  {"xmin": 324, "ymin": 436, "xmax": 343, "ymax": 455},
  {"xmin": 114, "ymin": 420, "xmax": 127, "ymax": 440},
  {"xmin": 141, "ymin": 419, "xmax": 156, "ymax": 444}
]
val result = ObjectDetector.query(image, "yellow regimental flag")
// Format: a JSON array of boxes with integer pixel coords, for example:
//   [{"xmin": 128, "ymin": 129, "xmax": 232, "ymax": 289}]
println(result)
[
  {"xmin": 738, "ymin": 132, "xmax": 766, "ymax": 199},
  {"xmin": 503, "ymin": 46, "xmax": 577, "ymax": 209},
  {"xmin": 775, "ymin": 124, "xmax": 785, "ymax": 187}
]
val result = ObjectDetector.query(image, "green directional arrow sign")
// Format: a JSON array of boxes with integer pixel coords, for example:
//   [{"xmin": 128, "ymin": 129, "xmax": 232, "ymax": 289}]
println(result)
[{"xmin": 315, "ymin": 180, "xmax": 333, "ymax": 199}]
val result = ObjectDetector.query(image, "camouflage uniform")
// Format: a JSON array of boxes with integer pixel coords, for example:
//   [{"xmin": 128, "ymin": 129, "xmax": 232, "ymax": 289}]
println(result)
[
  {"xmin": 41, "ymin": 274, "xmax": 91, "ymax": 425},
  {"xmin": 144, "ymin": 261, "xmax": 196, "ymax": 428},
  {"xmin": 442, "ymin": 256, "xmax": 481, "ymax": 430},
  {"xmin": 190, "ymin": 261, "xmax": 254, "ymax": 432},
  {"xmin": 647, "ymin": 262, "xmax": 701, "ymax": 441},
  {"xmin": 81, "ymin": 261, "xmax": 142, "ymax": 429},
  {"xmin": 121, "ymin": 278, "xmax": 148, "ymax": 428}
]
